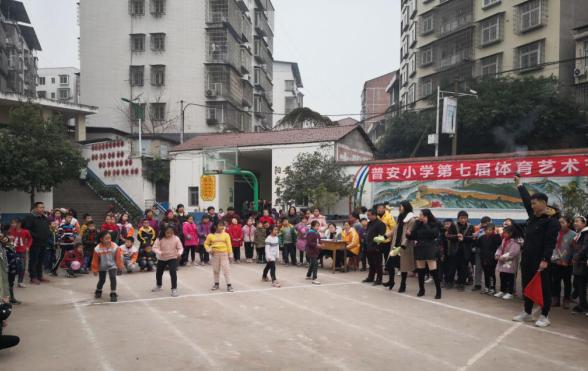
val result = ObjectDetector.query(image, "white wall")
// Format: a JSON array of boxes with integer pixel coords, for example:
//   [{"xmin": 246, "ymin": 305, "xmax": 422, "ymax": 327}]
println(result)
[
  {"xmin": 79, "ymin": 0, "xmax": 207, "ymax": 134},
  {"xmin": 37, "ymin": 67, "xmax": 79, "ymax": 102},
  {"xmin": 0, "ymin": 190, "xmax": 53, "ymax": 214},
  {"xmin": 169, "ymin": 151, "xmax": 203, "ymax": 211}
]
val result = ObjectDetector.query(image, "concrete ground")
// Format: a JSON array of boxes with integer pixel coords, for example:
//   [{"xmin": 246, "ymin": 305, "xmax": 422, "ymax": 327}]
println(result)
[{"xmin": 1, "ymin": 262, "xmax": 588, "ymax": 371}]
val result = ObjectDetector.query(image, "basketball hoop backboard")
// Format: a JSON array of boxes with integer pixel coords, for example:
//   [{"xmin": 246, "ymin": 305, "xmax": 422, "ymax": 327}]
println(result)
[{"xmin": 203, "ymin": 147, "xmax": 239, "ymax": 175}]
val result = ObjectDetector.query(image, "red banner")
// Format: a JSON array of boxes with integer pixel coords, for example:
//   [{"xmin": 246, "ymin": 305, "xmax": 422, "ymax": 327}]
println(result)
[{"xmin": 369, "ymin": 155, "xmax": 588, "ymax": 182}]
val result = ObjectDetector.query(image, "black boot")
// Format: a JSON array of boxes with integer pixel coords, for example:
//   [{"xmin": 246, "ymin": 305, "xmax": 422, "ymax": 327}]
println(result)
[
  {"xmin": 417, "ymin": 269, "xmax": 425, "ymax": 297},
  {"xmin": 398, "ymin": 272, "xmax": 407, "ymax": 293},
  {"xmin": 94, "ymin": 290, "xmax": 102, "ymax": 299},
  {"xmin": 431, "ymin": 269, "xmax": 441, "ymax": 299},
  {"xmin": 9, "ymin": 287, "xmax": 20, "ymax": 305},
  {"xmin": 110, "ymin": 292, "xmax": 118, "ymax": 302}
]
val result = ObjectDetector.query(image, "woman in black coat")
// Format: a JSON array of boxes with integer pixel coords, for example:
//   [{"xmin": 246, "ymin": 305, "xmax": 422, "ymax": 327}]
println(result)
[{"xmin": 407, "ymin": 209, "xmax": 442, "ymax": 299}]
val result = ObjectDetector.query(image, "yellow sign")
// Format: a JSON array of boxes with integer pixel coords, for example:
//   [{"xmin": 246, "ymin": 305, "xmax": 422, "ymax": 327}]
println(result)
[{"xmin": 200, "ymin": 175, "xmax": 216, "ymax": 202}]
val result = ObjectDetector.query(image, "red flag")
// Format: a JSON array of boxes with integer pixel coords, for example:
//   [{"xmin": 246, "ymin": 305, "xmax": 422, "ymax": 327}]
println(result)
[{"xmin": 523, "ymin": 272, "xmax": 544, "ymax": 308}]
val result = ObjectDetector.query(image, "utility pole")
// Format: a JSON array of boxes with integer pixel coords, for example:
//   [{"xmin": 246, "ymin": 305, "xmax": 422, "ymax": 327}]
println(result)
[
  {"xmin": 451, "ymin": 80, "xmax": 459, "ymax": 156},
  {"xmin": 434, "ymin": 85, "xmax": 440, "ymax": 157},
  {"xmin": 180, "ymin": 99, "xmax": 184, "ymax": 144}
]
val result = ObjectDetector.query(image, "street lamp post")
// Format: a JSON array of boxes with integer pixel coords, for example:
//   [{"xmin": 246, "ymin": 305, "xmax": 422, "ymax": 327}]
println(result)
[
  {"xmin": 180, "ymin": 101, "xmax": 200, "ymax": 144},
  {"xmin": 121, "ymin": 97, "xmax": 144, "ymax": 157},
  {"xmin": 434, "ymin": 87, "xmax": 478, "ymax": 157}
]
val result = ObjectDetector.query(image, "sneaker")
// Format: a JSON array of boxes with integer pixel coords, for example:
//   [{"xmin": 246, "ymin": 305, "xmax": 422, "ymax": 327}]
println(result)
[
  {"xmin": 480, "ymin": 288, "xmax": 489, "ymax": 294},
  {"xmin": 17, "ymin": 283, "xmax": 26, "ymax": 288},
  {"xmin": 9, "ymin": 297, "xmax": 20, "ymax": 305},
  {"xmin": 534, "ymin": 315, "xmax": 551, "ymax": 328},
  {"xmin": 502, "ymin": 293, "xmax": 514, "ymax": 300},
  {"xmin": 171, "ymin": 289, "xmax": 178, "ymax": 297},
  {"xmin": 94, "ymin": 290, "xmax": 102, "ymax": 299},
  {"xmin": 151, "ymin": 286, "xmax": 162, "ymax": 292},
  {"xmin": 362, "ymin": 278, "xmax": 374, "ymax": 283},
  {"xmin": 272, "ymin": 282, "xmax": 281, "ymax": 288},
  {"xmin": 227, "ymin": 285, "xmax": 234, "ymax": 293},
  {"xmin": 262, "ymin": 277, "xmax": 270, "ymax": 282},
  {"xmin": 305, "ymin": 276, "xmax": 312, "ymax": 280},
  {"xmin": 312, "ymin": 280, "xmax": 321, "ymax": 285},
  {"xmin": 512, "ymin": 311, "xmax": 534, "ymax": 322},
  {"xmin": 425, "ymin": 278, "xmax": 433, "ymax": 284},
  {"xmin": 571, "ymin": 305, "xmax": 585, "ymax": 314},
  {"xmin": 110, "ymin": 292, "xmax": 118, "ymax": 302},
  {"xmin": 30, "ymin": 278, "xmax": 41, "ymax": 285},
  {"xmin": 494, "ymin": 291, "xmax": 505, "ymax": 298},
  {"xmin": 211, "ymin": 283, "xmax": 220, "ymax": 291},
  {"xmin": 487, "ymin": 289, "xmax": 496, "ymax": 295}
]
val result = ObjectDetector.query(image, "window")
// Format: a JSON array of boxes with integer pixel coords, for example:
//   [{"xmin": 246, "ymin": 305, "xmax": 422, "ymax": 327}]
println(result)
[
  {"xmin": 130, "ymin": 65, "xmax": 144, "ymax": 86},
  {"xmin": 131, "ymin": 34, "xmax": 145, "ymax": 52},
  {"xmin": 59, "ymin": 75, "xmax": 69, "ymax": 84},
  {"xmin": 188, "ymin": 187, "xmax": 199, "ymax": 207},
  {"xmin": 150, "ymin": 103, "xmax": 166, "ymax": 121},
  {"xmin": 483, "ymin": 0, "xmax": 501, "ymax": 8},
  {"xmin": 129, "ymin": 0, "xmax": 145, "ymax": 16},
  {"xmin": 408, "ymin": 53, "xmax": 416, "ymax": 76},
  {"xmin": 51, "ymin": 92, "xmax": 55, "ymax": 99},
  {"xmin": 421, "ymin": 78, "xmax": 433, "ymax": 97},
  {"xmin": 480, "ymin": 15, "xmax": 501, "ymax": 46},
  {"xmin": 516, "ymin": 40, "xmax": 543, "ymax": 70},
  {"xmin": 37, "ymin": 90, "xmax": 46, "ymax": 98},
  {"xmin": 421, "ymin": 47, "xmax": 433, "ymax": 66},
  {"xmin": 480, "ymin": 54, "xmax": 502, "ymax": 77},
  {"xmin": 150, "ymin": 0, "xmax": 165, "ymax": 16},
  {"xmin": 58, "ymin": 88, "xmax": 70, "ymax": 100},
  {"xmin": 409, "ymin": 23, "xmax": 417, "ymax": 47},
  {"xmin": 402, "ymin": 35, "xmax": 409, "ymax": 58},
  {"xmin": 409, "ymin": 0, "xmax": 417, "ymax": 17},
  {"xmin": 207, "ymin": 106, "xmax": 223, "ymax": 123},
  {"xmin": 408, "ymin": 84, "xmax": 416, "ymax": 105},
  {"xmin": 402, "ymin": 6, "xmax": 409, "ymax": 30},
  {"xmin": 51, "ymin": 77, "xmax": 55, "ymax": 84},
  {"xmin": 421, "ymin": 13, "xmax": 434, "ymax": 35},
  {"xmin": 400, "ymin": 64, "xmax": 408, "ymax": 86},
  {"xmin": 518, "ymin": 0, "xmax": 542, "ymax": 33},
  {"xmin": 151, "ymin": 65, "xmax": 165, "ymax": 86},
  {"xmin": 38, "ymin": 76, "xmax": 45, "ymax": 85},
  {"xmin": 285, "ymin": 80, "xmax": 295, "ymax": 92},
  {"xmin": 150, "ymin": 33, "xmax": 165, "ymax": 51}
]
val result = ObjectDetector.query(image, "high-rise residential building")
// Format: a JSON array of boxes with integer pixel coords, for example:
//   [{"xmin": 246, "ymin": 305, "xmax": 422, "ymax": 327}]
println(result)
[
  {"xmin": 79, "ymin": 0, "xmax": 274, "ymax": 135},
  {"xmin": 37, "ymin": 67, "xmax": 80, "ymax": 103},
  {"xmin": 573, "ymin": 24, "xmax": 588, "ymax": 107},
  {"xmin": 0, "ymin": 0, "xmax": 41, "ymax": 97},
  {"xmin": 400, "ymin": 0, "xmax": 588, "ymax": 110},
  {"xmin": 361, "ymin": 71, "xmax": 397, "ymax": 142},
  {"xmin": 272, "ymin": 60, "xmax": 303, "ymax": 128}
]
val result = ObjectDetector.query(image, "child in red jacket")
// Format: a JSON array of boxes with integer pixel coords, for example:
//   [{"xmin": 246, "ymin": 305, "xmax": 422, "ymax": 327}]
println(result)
[
  {"xmin": 227, "ymin": 218, "xmax": 244, "ymax": 263},
  {"xmin": 8, "ymin": 219, "xmax": 32, "ymax": 287},
  {"xmin": 61, "ymin": 243, "xmax": 84, "ymax": 278}
]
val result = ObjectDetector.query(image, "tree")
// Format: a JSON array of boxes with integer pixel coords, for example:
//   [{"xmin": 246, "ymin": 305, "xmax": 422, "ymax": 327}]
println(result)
[
  {"xmin": 560, "ymin": 181, "xmax": 588, "ymax": 219},
  {"xmin": 274, "ymin": 107, "xmax": 336, "ymax": 130},
  {"xmin": 0, "ymin": 104, "xmax": 87, "ymax": 207},
  {"xmin": 142, "ymin": 157, "xmax": 170, "ymax": 184},
  {"xmin": 274, "ymin": 149, "xmax": 354, "ymax": 213},
  {"xmin": 377, "ymin": 76, "xmax": 588, "ymax": 158}
]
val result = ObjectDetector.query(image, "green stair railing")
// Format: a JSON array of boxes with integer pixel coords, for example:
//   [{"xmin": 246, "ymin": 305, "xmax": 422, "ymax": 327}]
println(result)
[{"xmin": 85, "ymin": 168, "xmax": 143, "ymax": 222}]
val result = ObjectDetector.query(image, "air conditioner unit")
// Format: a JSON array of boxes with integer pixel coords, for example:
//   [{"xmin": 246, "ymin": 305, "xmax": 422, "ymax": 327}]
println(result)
[
  {"xmin": 574, "ymin": 68, "xmax": 586, "ymax": 78},
  {"xmin": 242, "ymin": 74, "xmax": 250, "ymax": 81},
  {"xmin": 206, "ymin": 88, "xmax": 217, "ymax": 97}
]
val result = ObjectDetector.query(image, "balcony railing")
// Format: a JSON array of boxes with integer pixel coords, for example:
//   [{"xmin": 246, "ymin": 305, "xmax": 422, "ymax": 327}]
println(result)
[
  {"xmin": 431, "ymin": 28, "xmax": 474, "ymax": 72},
  {"xmin": 240, "ymin": 46, "xmax": 252, "ymax": 74},
  {"xmin": 207, "ymin": 102, "xmax": 251, "ymax": 132},
  {"xmin": 254, "ymin": 94, "xmax": 272, "ymax": 124},
  {"xmin": 206, "ymin": 29, "xmax": 242, "ymax": 72},
  {"xmin": 435, "ymin": 0, "xmax": 474, "ymax": 38},
  {"xmin": 206, "ymin": 64, "xmax": 247, "ymax": 108},
  {"xmin": 242, "ymin": 80, "xmax": 253, "ymax": 107},
  {"xmin": 254, "ymin": 67, "xmax": 272, "ymax": 93},
  {"xmin": 254, "ymin": 10, "xmax": 273, "ymax": 37},
  {"xmin": 254, "ymin": 37, "xmax": 272, "ymax": 64}
]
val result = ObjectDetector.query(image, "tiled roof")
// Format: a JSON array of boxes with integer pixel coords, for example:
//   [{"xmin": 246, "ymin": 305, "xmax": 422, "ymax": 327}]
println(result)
[{"xmin": 171, "ymin": 125, "xmax": 368, "ymax": 152}]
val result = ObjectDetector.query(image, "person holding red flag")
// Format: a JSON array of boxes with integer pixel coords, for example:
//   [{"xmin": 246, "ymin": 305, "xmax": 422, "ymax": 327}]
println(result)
[{"xmin": 512, "ymin": 175, "xmax": 559, "ymax": 327}]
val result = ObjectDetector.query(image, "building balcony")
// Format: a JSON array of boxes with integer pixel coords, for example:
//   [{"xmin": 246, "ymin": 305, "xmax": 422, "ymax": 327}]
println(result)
[
  {"xmin": 240, "ymin": 46, "xmax": 252, "ymax": 74},
  {"xmin": 242, "ymin": 79, "xmax": 253, "ymax": 107},
  {"xmin": 206, "ymin": 29, "xmax": 242, "ymax": 72},
  {"xmin": 254, "ymin": 36, "xmax": 272, "ymax": 64},
  {"xmin": 206, "ymin": 0, "xmax": 242, "ymax": 32},
  {"xmin": 434, "ymin": 0, "xmax": 474, "ymax": 38},
  {"xmin": 254, "ymin": 10, "xmax": 273, "ymax": 37},
  {"xmin": 206, "ymin": 64, "xmax": 248, "ymax": 108},
  {"xmin": 254, "ymin": 94, "xmax": 272, "ymax": 125},
  {"xmin": 206, "ymin": 102, "xmax": 251, "ymax": 132},
  {"xmin": 431, "ymin": 28, "xmax": 475, "ymax": 72}
]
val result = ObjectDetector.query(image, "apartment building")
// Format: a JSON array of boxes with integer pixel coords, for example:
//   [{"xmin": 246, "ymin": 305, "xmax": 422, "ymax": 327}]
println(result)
[
  {"xmin": 399, "ymin": 0, "xmax": 588, "ymax": 110},
  {"xmin": 272, "ymin": 60, "xmax": 303, "ymax": 127},
  {"xmin": 37, "ymin": 67, "xmax": 80, "ymax": 103},
  {"xmin": 361, "ymin": 71, "xmax": 398, "ymax": 143},
  {"xmin": 79, "ymin": 0, "xmax": 274, "ymax": 134},
  {"xmin": 0, "ymin": 0, "xmax": 41, "ymax": 97},
  {"xmin": 573, "ymin": 24, "xmax": 588, "ymax": 107}
]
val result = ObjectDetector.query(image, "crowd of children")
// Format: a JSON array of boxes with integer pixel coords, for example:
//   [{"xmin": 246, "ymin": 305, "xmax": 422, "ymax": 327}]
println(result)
[{"xmin": 2, "ymin": 195, "xmax": 588, "ymax": 329}]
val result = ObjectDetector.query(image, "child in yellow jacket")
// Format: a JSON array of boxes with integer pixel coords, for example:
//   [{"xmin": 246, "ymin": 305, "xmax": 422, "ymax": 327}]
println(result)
[{"xmin": 204, "ymin": 222, "xmax": 234, "ymax": 292}]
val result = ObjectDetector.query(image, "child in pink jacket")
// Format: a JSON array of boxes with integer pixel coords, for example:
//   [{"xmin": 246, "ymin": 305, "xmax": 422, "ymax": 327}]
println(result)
[
  {"xmin": 494, "ymin": 225, "xmax": 521, "ymax": 300},
  {"xmin": 182, "ymin": 215, "xmax": 199, "ymax": 266}
]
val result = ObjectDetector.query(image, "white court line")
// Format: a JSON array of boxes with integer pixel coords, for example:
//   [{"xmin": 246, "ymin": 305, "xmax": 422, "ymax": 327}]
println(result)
[
  {"xmin": 177, "ymin": 277, "xmax": 352, "ymax": 371},
  {"xmin": 117, "ymin": 279, "xmax": 218, "ymax": 369},
  {"xmin": 224, "ymin": 266, "xmax": 458, "ymax": 370},
  {"xmin": 71, "ymin": 291, "xmax": 115, "ymax": 371},
  {"xmin": 322, "ymin": 273, "xmax": 588, "ymax": 343},
  {"xmin": 458, "ymin": 323, "xmax": 521, "ymax": 371},
  {"xmin": 82, "ymin": 281, "xmax": 357, "ymax": 306},
  {"xmin": 503, "ymin": 343, "xmax": 587, "ymax": 371}
]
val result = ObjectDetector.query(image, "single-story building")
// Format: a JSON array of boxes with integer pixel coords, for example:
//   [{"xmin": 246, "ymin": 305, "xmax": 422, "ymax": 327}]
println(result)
[{"xmin": 168, "ymin": 125, "xmax": 375, "ymax": 214}]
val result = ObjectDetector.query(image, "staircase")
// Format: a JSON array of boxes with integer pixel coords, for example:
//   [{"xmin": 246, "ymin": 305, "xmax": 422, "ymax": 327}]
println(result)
[{"xmin": 53, "ymin": 180, "xmax": 114, "ymax": 220}]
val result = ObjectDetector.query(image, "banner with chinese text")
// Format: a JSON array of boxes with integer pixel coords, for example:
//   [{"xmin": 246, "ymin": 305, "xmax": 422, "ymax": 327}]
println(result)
[{"xmin": 369, "ymin": 155, "xmax": 588, "ymax": 183}]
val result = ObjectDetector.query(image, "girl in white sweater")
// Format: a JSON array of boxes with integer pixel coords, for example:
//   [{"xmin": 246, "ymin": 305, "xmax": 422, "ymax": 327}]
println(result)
[{"xmin": 263, "ymin": 226, "xmax": 281, "ymax": 287}]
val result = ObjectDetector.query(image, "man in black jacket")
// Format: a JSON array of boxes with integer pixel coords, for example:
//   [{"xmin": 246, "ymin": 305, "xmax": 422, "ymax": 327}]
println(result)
[
  {"xmin": 22, "ymin": 202, "xmax": 51, "ymax": 285},
  {"xmin": 362, "ymin": 209, "xmax": 387, "ymax": 285},
  {"xmin": 512, "ymin": 175, "xmax": 559, "ymax": 328},
  {"xmin": 446, "ymin": 211, "xmax": 475, "ymax": 291}
]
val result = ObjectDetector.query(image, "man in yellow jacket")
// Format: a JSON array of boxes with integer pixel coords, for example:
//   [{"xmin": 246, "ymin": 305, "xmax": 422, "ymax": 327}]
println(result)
[{"xmin": 377, "ymin": 204, "xmax": 397, "ymax": 269}]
